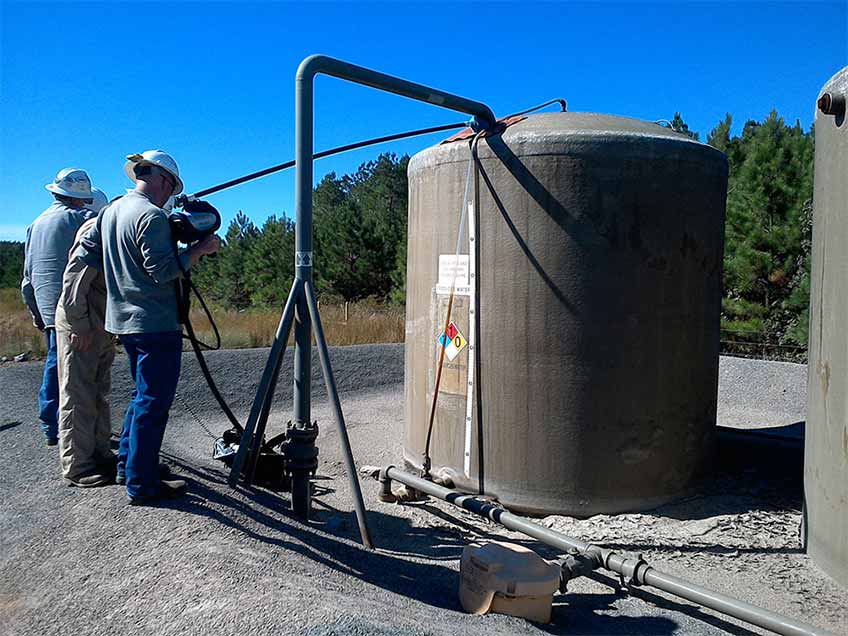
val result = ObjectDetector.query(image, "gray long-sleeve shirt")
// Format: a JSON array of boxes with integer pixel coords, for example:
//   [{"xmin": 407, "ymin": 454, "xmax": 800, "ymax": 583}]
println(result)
[
  {"xmin": 79, "ymin": 190, "xmax": 190, "ymax": 335},
  {"xmin": 21, "ymin": 202, "xmax": 92, "ymax": 329}
]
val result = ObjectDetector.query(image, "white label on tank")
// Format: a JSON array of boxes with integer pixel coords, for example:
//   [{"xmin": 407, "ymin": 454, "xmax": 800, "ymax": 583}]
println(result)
[
  {"xmin": 438, "ymin": 254, "xmax": 469, "ymax": 287},
  {"xmin": 435, "ymin": 283, "xmax": 472, "ymax": 296}
]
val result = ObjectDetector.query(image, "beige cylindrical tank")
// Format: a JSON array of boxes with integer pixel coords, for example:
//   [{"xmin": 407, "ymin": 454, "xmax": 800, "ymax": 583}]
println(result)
[
  {"xmin": 403, "ymin": 112, "xmax": 728, "ymax": 516},
  {"xmin": 805, "ymin": 66, "xmax": 848, "ymax": 588}
]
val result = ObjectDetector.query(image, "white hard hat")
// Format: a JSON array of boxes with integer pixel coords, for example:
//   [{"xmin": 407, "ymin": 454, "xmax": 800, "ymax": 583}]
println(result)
[
  {"xmin": 124, "ymin": 149, "xmax": 184, "ymax": 196},
  {"xmin": 84, "ymin": 187, "xmax": 109, "ymax": 214},
  {"xmin": 45, "ymin": 168, "xmax": 93, "ymax": 200}
]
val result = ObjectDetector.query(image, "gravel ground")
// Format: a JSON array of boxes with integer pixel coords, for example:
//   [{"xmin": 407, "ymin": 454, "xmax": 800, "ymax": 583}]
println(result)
[{"xmin": 0, "ymin": 347, "xmax": 845, "ymax": 636}]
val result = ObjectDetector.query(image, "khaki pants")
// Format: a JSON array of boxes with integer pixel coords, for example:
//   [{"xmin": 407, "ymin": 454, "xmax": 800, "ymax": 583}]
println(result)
[{"xmin": 56, "ymin": 329, "xmax": 116, "ymax": 480}]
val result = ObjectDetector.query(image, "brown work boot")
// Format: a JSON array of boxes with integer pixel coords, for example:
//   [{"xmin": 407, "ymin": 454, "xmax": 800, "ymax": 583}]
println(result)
[{"xmin": 66, "ymin": 471, "xmax": 113, "ymax": 488}]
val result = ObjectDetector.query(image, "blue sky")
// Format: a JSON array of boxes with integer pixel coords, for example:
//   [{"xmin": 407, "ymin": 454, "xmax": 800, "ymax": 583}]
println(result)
[{"xmin": 1, "ymin": 1, "xmax": 845, "ymax": 241}]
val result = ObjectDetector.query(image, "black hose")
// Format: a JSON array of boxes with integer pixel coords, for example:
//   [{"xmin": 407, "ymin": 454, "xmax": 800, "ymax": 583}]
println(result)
[
  {"xmin": 172, "ymin": 249, "xmax": 244, "ymax": 435},
  {"xmin": 182, "ymin": 302, "xmax": 244, "ymax": 434},
  {"xmin": 505, "ymin": 98, "xmax": 567, "ymax": 118},
  {"xmin": 185, "ymin": 121, "xmax": 469, "ymax": 202},
  {"xmin": 182, "ymin": 97, "xmax": 568, "ymax": 205}
]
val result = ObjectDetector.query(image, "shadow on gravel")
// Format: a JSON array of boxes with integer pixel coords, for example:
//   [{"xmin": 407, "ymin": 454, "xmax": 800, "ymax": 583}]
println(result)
[
  {"xmin": 551, "ymin": 571, "xmax": 760, "ymax": 636},
  {"xmin": 153, "ymin": 451, "xmax": 466, "ymax": 611},
  {"xmin": 0, "ymin": 421, "xmax": 22, "ymax": 433},
  {"xmin": 147, "ymin": 453, "xmax": 732, "ymax": 635},
  {"xmin": 147, "ymin": 447, "xmax": 785, "ymax": 635}
]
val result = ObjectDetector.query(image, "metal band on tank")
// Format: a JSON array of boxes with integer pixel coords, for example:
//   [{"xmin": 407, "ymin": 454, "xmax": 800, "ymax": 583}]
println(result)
[{"xmin": 464, "ymin": 200, "xmax": 477, "ymax": 477}]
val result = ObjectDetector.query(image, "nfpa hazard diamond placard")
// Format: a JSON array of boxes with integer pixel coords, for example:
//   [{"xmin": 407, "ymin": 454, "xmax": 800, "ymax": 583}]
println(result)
[{"xmin": 438, "ymin": 321, "xmax": 467, "ymax": 361}]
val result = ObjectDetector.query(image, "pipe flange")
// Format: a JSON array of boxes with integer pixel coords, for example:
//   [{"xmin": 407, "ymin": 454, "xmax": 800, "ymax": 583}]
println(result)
[
  {"xmin": 281, "ymin": 420, "xmax": 320, "ymax": 475},
  {"xmin": 617, "ymin": 552, "xmax": 649, "ymax": 592}
]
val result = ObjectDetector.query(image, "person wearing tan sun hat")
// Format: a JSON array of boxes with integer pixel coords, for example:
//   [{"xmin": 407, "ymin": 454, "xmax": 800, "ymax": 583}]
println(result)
[{"xmin": 22, "ymin": 168, "xmax": 95, "ymax": 446}]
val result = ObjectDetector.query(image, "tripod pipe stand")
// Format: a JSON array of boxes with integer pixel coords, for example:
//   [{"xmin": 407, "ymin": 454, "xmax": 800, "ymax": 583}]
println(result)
[{"xmin": 228, "ymin": 55, "xmax": 496, "ymax": 550}]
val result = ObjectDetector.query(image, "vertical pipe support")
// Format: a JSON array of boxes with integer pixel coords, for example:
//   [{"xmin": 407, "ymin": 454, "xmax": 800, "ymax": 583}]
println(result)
[
  {"xmin": 285, "ymin": 53, "xmax": 496, "ymax": 517},
  {"xmin": 294, "ymin": 59, "xmax": 315, "ymax": 428}
]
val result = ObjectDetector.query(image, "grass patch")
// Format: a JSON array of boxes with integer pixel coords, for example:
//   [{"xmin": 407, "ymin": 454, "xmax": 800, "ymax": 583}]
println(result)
[
  {"xmin": 0, "ymin": 288, "xmax": 48, "ymax": 358},
  {"xmin": 0, "ymin": 288, "xmax": 404, "ymax": 359}
]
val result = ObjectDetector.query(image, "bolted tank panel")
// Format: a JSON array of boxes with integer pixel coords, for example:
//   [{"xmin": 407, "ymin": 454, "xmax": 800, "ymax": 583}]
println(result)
[
  {"xmin": 403, "ymin": 112, "xmax": 728, "ymax": 516},
  {"xmin": 805, "ymin": 66, "xmax": 848, "ymax": 588}
]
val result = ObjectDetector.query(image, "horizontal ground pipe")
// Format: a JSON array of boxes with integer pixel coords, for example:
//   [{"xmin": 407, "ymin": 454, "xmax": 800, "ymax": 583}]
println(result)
[{"xmin": 381, "ymin": 467, "xmax": 835, "ymax": 636}]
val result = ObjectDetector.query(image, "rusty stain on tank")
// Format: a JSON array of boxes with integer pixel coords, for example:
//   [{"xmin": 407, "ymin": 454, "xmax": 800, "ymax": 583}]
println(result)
[
  {"xmin": 817, "ymin": 359, "xmax": 830, "ymax": 398},
  {"xmin": 843, "ymin": 427, "xmax": 848, "ymax": 460}
]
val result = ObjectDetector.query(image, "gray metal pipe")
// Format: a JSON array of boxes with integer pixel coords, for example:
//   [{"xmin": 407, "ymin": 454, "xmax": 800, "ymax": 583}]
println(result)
[
  {"xmin": 293, "ymin": 54, "xmax": 496, "ymax": 429},
  {"xmin": 380, "ymin": 467, "xmax": 835, "ymax": 636}
]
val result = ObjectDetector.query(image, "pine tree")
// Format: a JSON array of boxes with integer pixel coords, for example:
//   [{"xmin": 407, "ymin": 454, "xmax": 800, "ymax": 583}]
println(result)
[
  {"xmin": 720, "ymin": 111, "xmax": 814, "ymax": 348},
  {"xmin": 670, "ymin": 112, "xmax": 700, "ymax": 140},
  {"xmin": 245, "ymin": 215, "xmax": 296, "ymax": 307}
]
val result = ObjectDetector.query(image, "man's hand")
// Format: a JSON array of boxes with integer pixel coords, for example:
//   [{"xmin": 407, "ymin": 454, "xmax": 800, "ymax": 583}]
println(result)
[
  {"xmin": 196, "ymin": 234, "xmax": 221, "ymax": 256},
  {"xmin": 69, "ymin": 331, "xmax": 93, "ymax": 352},
  {"xmin": 188, "ymin": 234, "xmax": 221, "ymax": 267},
  {"xmin": 31, "ymin": 313, "xmax": 45, "ymax": 332}
]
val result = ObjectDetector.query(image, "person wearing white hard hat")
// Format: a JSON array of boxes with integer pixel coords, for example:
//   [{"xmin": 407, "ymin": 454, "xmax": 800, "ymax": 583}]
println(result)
[
  {"xmin": 21, "ymin": 168, "xmax": 96, "ymax": 446},
  {"xmin": 79, "ymin": 150, "xmax": 220, "ymax": 503}
]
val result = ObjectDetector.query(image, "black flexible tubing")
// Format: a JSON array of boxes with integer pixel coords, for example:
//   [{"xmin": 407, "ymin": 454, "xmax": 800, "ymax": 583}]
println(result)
[
  {"xmin": 185, "ymin": 121, "xmax": 468, "ymax": 201},
  {"xmin": 183, "ymin": 98, "xmax": 566, "ymax": 203},
  {"xmin": 182, "ymin": 273, "xmax": 222, "ymax": 351},
  {"xmin": 171, "ymin": 247, "xmax": 245, "ymax": 435},
  {"xmin": 182, "ymin": 296, "xmax": 244, "ymax": 434},
  {"xmin": 505, "ymin": 98, "xmax": 567, "ymax": 118}
]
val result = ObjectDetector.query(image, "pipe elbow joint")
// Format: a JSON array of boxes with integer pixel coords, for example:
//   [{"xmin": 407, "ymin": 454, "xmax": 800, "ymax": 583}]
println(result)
[
  {"xmin": 469, "ymin": 113, "xmax": 497, "ymax": 132},
  {"xmin": 378, "ymin": 465, "xmax": 397, "ymax": 503},
  {"xmin": 296, "ymin": 54, "xmax": 333, "ymax": 82}
]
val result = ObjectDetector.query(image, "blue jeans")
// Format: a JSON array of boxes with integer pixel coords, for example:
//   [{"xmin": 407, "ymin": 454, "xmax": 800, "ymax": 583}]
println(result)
[
  {"xmin": 117, "ymin": 332, "xmax": 182, "ymax": 500},
  {"xmin": 38, "ymin": 328, "xmax": 59, "ymax": 441}
]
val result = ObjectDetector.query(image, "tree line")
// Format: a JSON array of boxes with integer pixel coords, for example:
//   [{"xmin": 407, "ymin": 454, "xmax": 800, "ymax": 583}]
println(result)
[
  {"xmin": 190, "ymin": 153, "xmax": 409, "ymax": 306},
  {"xmin": 0, "ymin": 242, "xmax": 23, "ymax": 289},
  {"xmin": 1, "ymin": 111, "xmax": 814, "ymax": 354}
]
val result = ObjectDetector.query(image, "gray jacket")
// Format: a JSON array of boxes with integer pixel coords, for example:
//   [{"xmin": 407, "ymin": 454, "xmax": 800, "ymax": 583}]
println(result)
[
  {"xmin": 21, "ymin": 202, "xmax": 92, "ymax": 329},
  {"xmin": 79, "ymin": 190, "xmax": 190, "ymax": 335}
]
